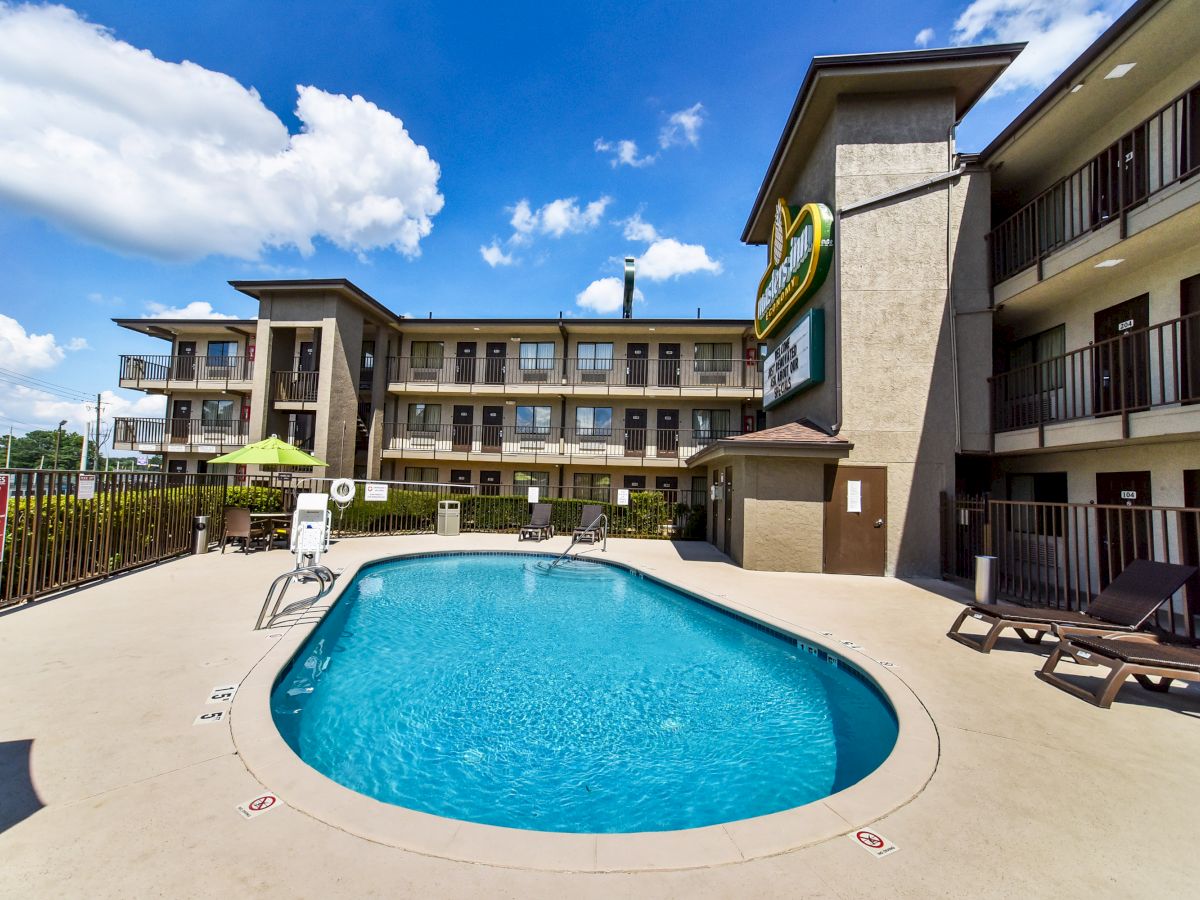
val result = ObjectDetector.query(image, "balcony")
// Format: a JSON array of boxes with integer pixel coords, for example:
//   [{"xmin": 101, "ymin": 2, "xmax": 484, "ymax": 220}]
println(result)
[
  {"xmin": 381, "ymin": 423, "xmax": 738, "ymax": 465},
  {"xmin": 989, "ymin": 81, "xmax": 1200, "ymax": 287},
  {"xmin": 386, "ymin": 356, "xmax": 762, "ymax": 397},
  {"xmin": 117, "ymin": 354, "xmax": 254, "ymax": 391},
  {"xmin": 990, "ymin": 312, "xmax": 1200, "ymax": 451},
  {"xmin": 272, "ymin": 370, "xmax": 319, "ymax": 404},
  {"xmin": 111, "ymin": 417, "xmax": 249, "ymax": 452}
]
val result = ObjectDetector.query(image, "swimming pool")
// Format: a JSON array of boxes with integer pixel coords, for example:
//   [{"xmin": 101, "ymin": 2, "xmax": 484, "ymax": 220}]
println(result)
[{"xmin": 271, "ymin": 552, "xmax": 898, "ymax": 834}]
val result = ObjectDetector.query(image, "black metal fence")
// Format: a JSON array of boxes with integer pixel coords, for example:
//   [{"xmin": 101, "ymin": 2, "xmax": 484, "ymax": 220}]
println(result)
[
  {"xmin": 942, "ymin": 493, "xmax": 1200, "ymax": 640},
  {"xmin": 1, "ymin": 470, "xmax": 230, "ymax": 609}
]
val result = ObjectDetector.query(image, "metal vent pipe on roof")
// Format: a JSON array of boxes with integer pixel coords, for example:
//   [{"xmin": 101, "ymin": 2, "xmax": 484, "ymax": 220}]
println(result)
[{"xmin": 622, "ymin": 257, "xmax": 636, "ymax": 319}]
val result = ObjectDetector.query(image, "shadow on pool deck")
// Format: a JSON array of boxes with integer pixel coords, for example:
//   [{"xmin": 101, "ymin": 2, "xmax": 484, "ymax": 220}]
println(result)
[{"xmin": 0, "ymin": 740, "xmax": 42, "ymax": 833}]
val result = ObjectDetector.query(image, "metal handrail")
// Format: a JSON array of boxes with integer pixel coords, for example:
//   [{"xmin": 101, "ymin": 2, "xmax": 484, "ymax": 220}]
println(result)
[
  {"xmin": 255, "ymin": 565, "xmax": 336, "ymax": 629},
  {"xmin": 548, "ymin": 513, "xmax": 607, "ymax": 568}
]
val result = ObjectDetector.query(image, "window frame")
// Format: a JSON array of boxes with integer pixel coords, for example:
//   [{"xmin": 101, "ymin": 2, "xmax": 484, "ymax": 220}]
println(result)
[
  {"xmin": 515, "ymin": 405, "xmax": 552, "ymax": 436},
  {"xmin": 407, "ymin": 402, "xmax": 442, "ymax": 433},
  {"xmin": 577, "ymin": 342, "xmax": 614, "ymax": 371},
  {"xmin": 411, "ymin": 340, "xmax": 445, "ymax": 369},
  {"xmin": 574, "ymin": 406, "xmax": 613, "ymax": 438},
  {"xmin": 694, "ymin": 342, "xmax": 733, "ymax": 373},
  {"xmin": 519, "ymin": 341, "xmax": 556, "ymax": 371}
]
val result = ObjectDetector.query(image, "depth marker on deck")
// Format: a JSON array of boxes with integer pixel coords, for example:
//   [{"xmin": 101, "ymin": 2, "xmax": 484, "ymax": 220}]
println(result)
[
  {"xmin": 207, "ymin": 684, "xmax": 238, "ymax": 704},
  {"xmin": 193, "ymin": 710, "xmax": 225, "ymax": 726}
]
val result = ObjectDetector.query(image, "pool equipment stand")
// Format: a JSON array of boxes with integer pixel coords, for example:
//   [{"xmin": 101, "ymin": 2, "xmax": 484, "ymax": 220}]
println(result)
[{"xmin": 291, "ymin": 492, "xmax": 332, "ymax": 568}]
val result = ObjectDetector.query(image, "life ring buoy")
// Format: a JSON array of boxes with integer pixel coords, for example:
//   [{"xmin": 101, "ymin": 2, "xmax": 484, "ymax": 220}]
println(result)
[{"xmin": 330, "ymin": 478, "xmax": 356, "ymax": 504}]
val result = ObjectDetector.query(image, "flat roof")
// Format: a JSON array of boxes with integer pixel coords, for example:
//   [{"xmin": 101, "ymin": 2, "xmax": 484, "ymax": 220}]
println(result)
[
  {"xmin": 112, "ymin": 318, "xmax": 259, "ymax": 341},
  {"xmin": 742, "ymin": 43, "xmax": 1024, "ymax": 244}
]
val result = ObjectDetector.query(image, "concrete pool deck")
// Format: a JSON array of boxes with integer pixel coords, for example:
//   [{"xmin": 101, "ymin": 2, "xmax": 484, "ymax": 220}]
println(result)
[{"xmin": 2, "ymin": 534, "xmax": 1198, "ymax": 897}]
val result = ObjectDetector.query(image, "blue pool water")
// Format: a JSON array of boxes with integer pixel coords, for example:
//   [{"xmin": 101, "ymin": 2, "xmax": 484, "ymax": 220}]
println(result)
[{"xmin": 271, "ymin": 553, "xmax": 898, "ymax": 833}]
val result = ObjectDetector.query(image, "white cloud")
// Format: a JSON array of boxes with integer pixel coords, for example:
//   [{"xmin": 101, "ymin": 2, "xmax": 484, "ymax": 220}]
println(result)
[
  {"xmin": 620, "ymin": 213, "xmax": 659, "ymax": 242},
  {"xmin": 0, "ymin": 385, "xmax": 165, "ymax": 442},
  {"xmin": 575, "ymin": 277, "xmax": 644, "ymax": 314},
  {"xmin": 479, "ymin": 240, "xmax": 515, "ymax": 267},
  {"xmin": 66, "ymin": 337, "xmax": 90, "ymax": 351},
  {"xmin": 0, "ymin": 4, "xmax": 444, "ymax": 261},
  {"xmin": 594, "ymin": 138, "xmax": 657, "ymax": 168},
  {"xmin": 658, "ymin": 102, "xmax": 706, "ymax": 148},
  {"xmin": 952, "ymin": 0, "xmax": 1130, "ymax": 97},
  {"xmin": 144, "ymin": 301, "xmax": 237, "ymax": 320},
  {"xmin": 915, "ymin": 27, "xmax": 936, "ymax": 47},
  {"xmin": 538, "ymin": 196, "xmax": 612, "ymax": 237},
  {"xmin": 0, "ymin": 313, "xmax": 70, "ymax": 370},
  {"xmin": 638, "ymin": 238, "xmax": 722, "ymax": 281}
]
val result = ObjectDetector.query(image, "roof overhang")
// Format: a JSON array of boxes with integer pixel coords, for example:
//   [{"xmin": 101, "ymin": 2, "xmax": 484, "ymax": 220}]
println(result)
[
  {"xmin": 112, "ymin": 318, "xmax": 259, "ymax": 341},
  {"xmin": 229, "ymin": 278, "xmax": 401, "ymax": 329},
  {"xmin": 687, "ymin": 436, "xmax": 852, "ymax": 468},
  {"xmin": 743, "ymin": 43, "xmax": 1025, "ymax": 244}
]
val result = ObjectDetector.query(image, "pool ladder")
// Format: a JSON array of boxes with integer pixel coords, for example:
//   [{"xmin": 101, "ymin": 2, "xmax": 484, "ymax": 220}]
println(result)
[
  {"xmin": 255, "ymin": 565, "xmax": 337, "ymax": 629},
  {"xmin": 548, "ymin": 513, "xmax": 607, "ymax": 568}
]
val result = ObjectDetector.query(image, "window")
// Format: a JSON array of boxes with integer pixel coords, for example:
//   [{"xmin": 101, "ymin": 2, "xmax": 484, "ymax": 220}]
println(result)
[
  {"xmin": 575, "ymin": 406, "xmax": 612, "ymax": 438},
  {"xmin": 407, "ymin": 403, "xmax": 442, "ymax": 433},
  {"xmin": 692, "ymin": 409, "xmax": 732, "ymax": 441},
  {"xmin": 206, "ymin": 341, "xmax": 238, "ymax": 366},
  {"xmin": 519, "ymin": 341, "xmax": 555, "ymax": 370},
  {"xmin": 1006, "ymin": 324, "xmax": 1066, "ymax": 393},
  {"xmin": 404, "ymin": 466, "xmax": 439, "ymax": 485},
  {"xmin": 690, "ymin": 474, "xmax": 708, "ymax": 507},
  {"xmin": 201, "ymin": 399, "xmax": 235, "ymax": 423},
  {"xmin": 516, "ymin": 405, "xmax": 551, "ymax": 436},
  {"xmin": 411, "ymin": 340, "xmax": 444, "ymax": 369},
  {"xmin": 573, "ymin": 472, "xmax": 611, "ymax": 501},
  {"xmin": 514, "ymin": 471, "xmax": 550, "ymax": 490},
  {"xmin": 694, "ymin": 342, "xmax": 732, "ymax": 373},
  {"xmin": 577, "ymin": 342, "xmax": 614, "ymax": 371}
]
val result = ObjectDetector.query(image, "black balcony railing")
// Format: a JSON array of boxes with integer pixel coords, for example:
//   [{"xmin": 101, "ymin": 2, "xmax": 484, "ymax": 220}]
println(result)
[
  {"xmin": 385, "ymin": 356, "xmax": 762, "ymax": 393},
  {"xmin": 272, "ymin": 370, "xmax": 319, "ymax": 402},
  {"xmin": 989, "ymin": 81, "xmax": 1200, "ymax": 284},
  {"xmin": 118, "ymin": 354, "xmax": 254, "ymax": 387},
  {"xmin": 112, "ymin": 417, "xmax": 249, "ymax": 449},
  {"xmin": 380, "ymin": 423, "xmax": 738, "ymax": 461},
  {"xmin": 991, "ymin": 311, "xmax": 1200, "ymax": 436}
]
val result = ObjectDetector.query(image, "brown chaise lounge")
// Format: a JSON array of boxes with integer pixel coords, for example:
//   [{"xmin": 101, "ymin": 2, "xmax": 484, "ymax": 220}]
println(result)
[
  {"xmin": 573, "ymin": 504, "xmax": 606, "ymax": 543},
  {"xmin": 1037, "ymin": 634, "xmax": 1200, "ymax": 708},
  {"xmin": 519, "ymin": 503, "xmax": 554, "ymax": 542},
  {"xmin": 947, "ymin": 559, "xmax": 1197, "ymax": 653}
]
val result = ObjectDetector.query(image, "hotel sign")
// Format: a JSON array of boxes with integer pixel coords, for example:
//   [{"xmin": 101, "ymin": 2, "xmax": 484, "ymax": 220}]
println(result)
[
  {"xmin": 762, "ymin": 309, "xmax": 824, "ymax": 409},
  {"xmin": 755, "ymin": 200, "xmax": 833, "ymax": 339}
]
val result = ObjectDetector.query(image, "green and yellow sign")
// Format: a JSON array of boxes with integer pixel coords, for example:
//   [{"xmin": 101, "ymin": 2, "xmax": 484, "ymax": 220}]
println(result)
[{"xmin": 754, "ymin": 200, "xmax": 833, "ymax": 339}]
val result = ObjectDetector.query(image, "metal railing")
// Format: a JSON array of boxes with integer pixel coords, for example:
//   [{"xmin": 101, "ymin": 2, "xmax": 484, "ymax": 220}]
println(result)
[
  {"xmin": 381, "ymin": 423, "xmax": 738, "ymax": 461},
  {"xmin": 989, "ymin": 81, "xmax": 1200, "ymax": 284},
  {"xmin": 272, "ymin": 370, "xmax": 319, "ymax": 402},
  {"xmin": 386, "ymin": 356, "xmax": 762, "ymax": 392},
  {"xmin": 941, "ymin": 493, "xmax": 1200, "ymax": 640},
  {"xmin": 112, "ymin": 417, "xmax": 249, "ymax": 449},
  {"xmin": 118, "ymin": 354, "xmax": 254, "ymax": 388},
  {"xmin": 255, "ymin": 564, "xmax": 336, "ymax": 629},
  {"xmin": 991, "ymin": 312, "xmax": 1200, "ymax": 435},
  {"xmin": 1, "ymin": 469, "xmax": 230, "ymax": 608}
]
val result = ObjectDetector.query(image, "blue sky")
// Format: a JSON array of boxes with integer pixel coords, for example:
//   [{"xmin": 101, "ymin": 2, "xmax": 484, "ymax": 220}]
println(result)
[{"xmin": 0, "ymin": 0, "xmax": 1134, "ymax": 439}]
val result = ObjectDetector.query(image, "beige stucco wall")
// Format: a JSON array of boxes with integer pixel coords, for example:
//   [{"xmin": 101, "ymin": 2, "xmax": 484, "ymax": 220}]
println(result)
[{"xmin": 738, "ymin": 457, "xmax": 826, "ymax": 572}]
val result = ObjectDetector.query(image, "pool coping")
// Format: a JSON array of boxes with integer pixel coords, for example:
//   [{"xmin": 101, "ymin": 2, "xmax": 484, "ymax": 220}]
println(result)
[{"xmin": 230, "ymin": 550, "xmax": 939, "ymax": 873}]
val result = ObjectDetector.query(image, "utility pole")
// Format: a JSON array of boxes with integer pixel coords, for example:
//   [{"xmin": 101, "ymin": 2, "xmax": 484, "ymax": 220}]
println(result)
[
  {"xmin": 94, "ymin": 392, "xmax": 102, "ymax": 472},
  {"xmin": 4, "ymin": 426, "xmax": 11, "ymax": 468},
  {"xmin": 80, "ymin": 422, "xmax": 89, "ymax": 470},
  {"xmin": 53, "ymin": 419, "xmax": 66, "ymax": 469}
]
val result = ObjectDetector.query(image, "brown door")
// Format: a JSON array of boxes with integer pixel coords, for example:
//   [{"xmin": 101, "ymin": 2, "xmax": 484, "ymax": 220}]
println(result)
[
  {"xmin": 1093, "ymin": 295, "xmax": 1149, "ymax": 415},
  {"xmin": 658, "ymin": 343, "xmax": 680, "ymax": 387},
  {"xmin": 655, "ymin": 476, "xmax": 678, "ymax": 506},
  {"xmin": 1183, "ymin": 470, "xmax": 1200, "ymax": 638},
  {"xmin": 450, "ymin": 469, "xmax": 471, "ymax": 494},
  {"xmin": 627, "ymin": 343, "xmax": 648, "ymax": 386},
  {"xmin": 723, "ymin": 467, "xmax": 733, "ymax": 557},
  {"xmin": 479, "ymin": 470, "xmax": 501, "ymax": 496},
  {"xmin": 481, "ymin": 406, "xmax": 502, "ymax": 451},
  {"xmin": 823, "ymin": 466, "xmax": 887, "ymax": 576},
  {"xmin": 485, "ymin": 343, "xmax": 506, "ymax": 384},
  {"xmin": 1182, "ymin": 274, "xmax": 1200, "ymax": 404},
  {"xmin": 174, "ymin": 341, "xmax": 196, "ymax": 380},
  {"xmin": 623, "ymin": 475, "xmax": 645, "ymax": 489},
  {"xmin": 452, "ymin": 405, "xmax": 473, "ymax": 451},
  {"xmin": 170, "ymin": 399, "xmax": 191, "ymax": 441},
  {"xmin": 656, "ymin": 409, "xmax": 678, "ymax": 458},
  {"xmin": 624, "ymin": 408, "xmax": 646, "ymax": 457},
  {"xmin": 1096, "ymin": 471, "xmax": 1153, "ymax": 588},
  {"xmin": 455, "ymin": 342, "xmax": 477, "ymax": 384}
]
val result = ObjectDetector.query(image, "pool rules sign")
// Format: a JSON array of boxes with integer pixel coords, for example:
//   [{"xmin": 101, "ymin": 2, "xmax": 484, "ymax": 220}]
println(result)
[{"xmin": 762, "ymin": 308, "xmax": 824, "ymax": 410}]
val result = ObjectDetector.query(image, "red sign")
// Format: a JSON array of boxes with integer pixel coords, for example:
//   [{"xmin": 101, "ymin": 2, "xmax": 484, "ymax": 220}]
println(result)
[
  {"xmin": 856, "ymin": 831, "xmax": 885, "ymax": 849},
  {"xmin": 0, "ymin": 474, "xmax": 9, "ymax": 569},
  {"xmin": 248, "ymin": 795, "xmax": 275, "ymax": 812}
]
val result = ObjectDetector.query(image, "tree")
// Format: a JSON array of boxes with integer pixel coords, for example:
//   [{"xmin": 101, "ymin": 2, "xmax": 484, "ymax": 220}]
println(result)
[{"xmin": 4, "ymin": 430, "xmax": 105, "ymax": 470}]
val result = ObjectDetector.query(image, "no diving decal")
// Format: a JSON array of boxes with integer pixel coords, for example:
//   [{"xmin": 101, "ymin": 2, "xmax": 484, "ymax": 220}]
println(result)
[
  {"xmin": 850, "ymin": 829, "xmax": 899, "ymax": 858},
  {"xmin": 236, "ymin": 793, "xmax": 283, "ymax": 820}
]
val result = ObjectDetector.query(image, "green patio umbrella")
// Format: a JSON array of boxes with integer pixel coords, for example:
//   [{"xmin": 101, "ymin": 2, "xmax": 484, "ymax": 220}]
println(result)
[{"xmin": 207, "ymin": 434, "xmax": 328, "ymax": 467}]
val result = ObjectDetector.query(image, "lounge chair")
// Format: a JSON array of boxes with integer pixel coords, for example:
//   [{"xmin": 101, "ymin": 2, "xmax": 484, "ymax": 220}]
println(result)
[
  {"xmin": 573, "ymin": 504, "xmax": 605, "ymax": 543},
  {"xmin": 519, "ymin": 503, "xmax": 554, "ymax": 541},
  {"xmin": 947, "ymin": 559, "xmax": 1197, "ymax": 653},
  {"xmin": 220, "ymin": 507, "xmax": 269, "ymax": 553},
  {"xmin": 1037, "ymin": 634, "xmax": 1200, "ymax": 708}
]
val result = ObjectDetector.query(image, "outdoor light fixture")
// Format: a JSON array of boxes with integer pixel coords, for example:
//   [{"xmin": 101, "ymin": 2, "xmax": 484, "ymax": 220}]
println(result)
[
  {"xmin": 1095, "ymin": 258, "xmax": 1125, "ymax": 268},
  {"xmin": 1104, "ymin": 63, "xmax": 1136, "ymax": 79}
]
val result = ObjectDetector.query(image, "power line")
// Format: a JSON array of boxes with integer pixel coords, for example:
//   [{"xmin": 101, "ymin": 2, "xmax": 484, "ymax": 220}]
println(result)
[{"xmin": 0, "ymin": 368, "xmax": 94, "ymax": 404}]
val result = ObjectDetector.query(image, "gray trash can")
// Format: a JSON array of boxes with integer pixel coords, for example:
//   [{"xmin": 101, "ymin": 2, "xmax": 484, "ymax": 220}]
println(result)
[
  {"xmin": 193, "ymin": 515, "xmax": 211, "ymax": 554},
  {"xmin": 975, "ymin": 555, "xmax": 997, "ymax": 604},
  {"xmin": 436, "ymin": 500, "xmax": 461, "ymax": 536}
]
